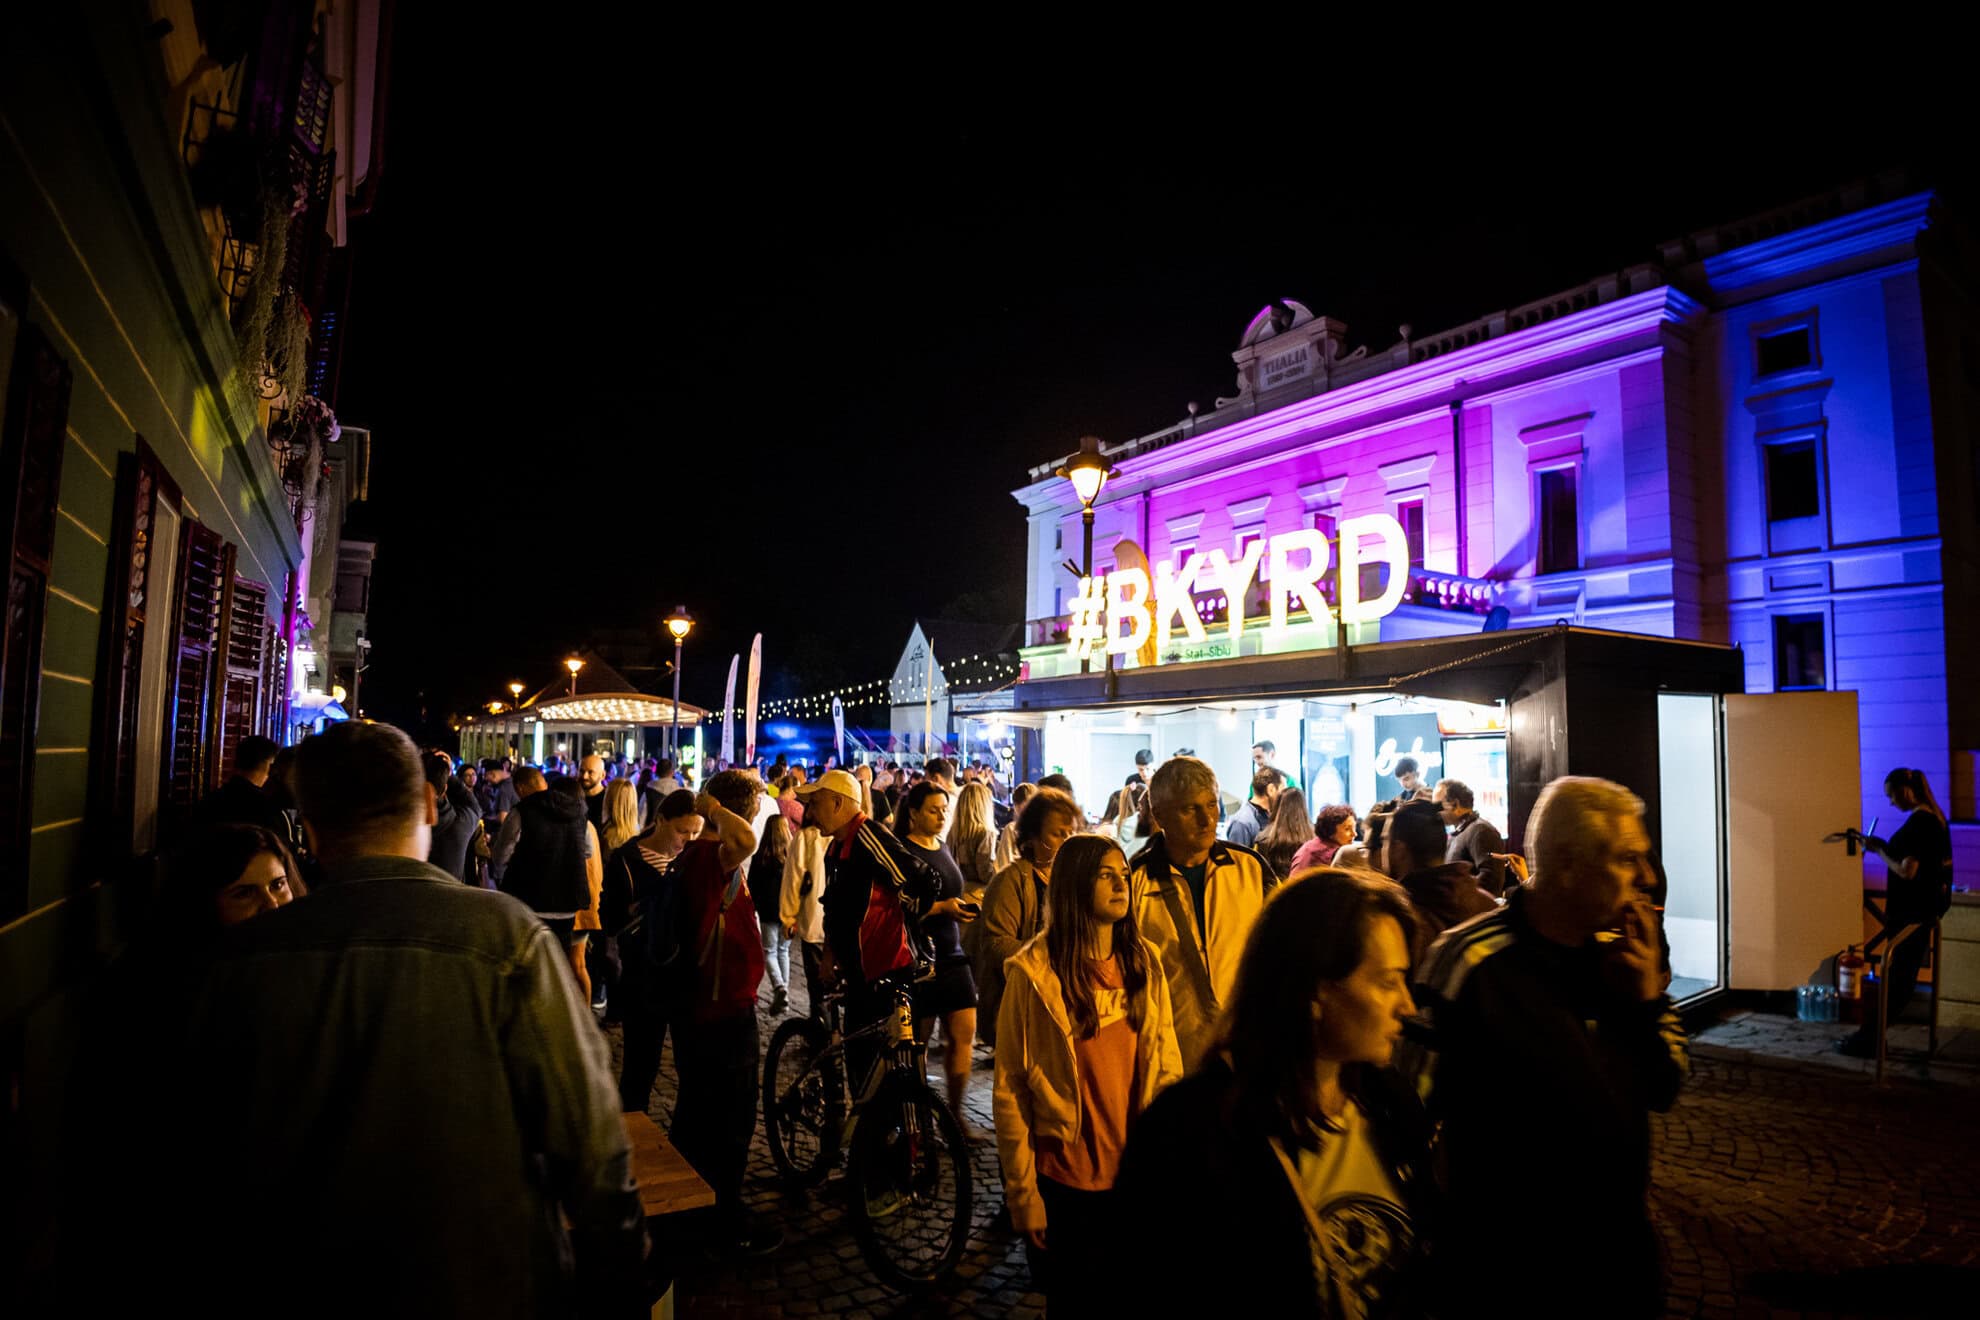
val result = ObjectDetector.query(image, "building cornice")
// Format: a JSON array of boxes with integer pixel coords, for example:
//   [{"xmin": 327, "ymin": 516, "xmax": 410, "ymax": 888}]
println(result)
[
  {"xmin": 1011, "ymin": 286, "xmax": 1703, "ymax": 517},
  {"xmin": 1698, "ymin": 192, "xmax": 1933, "ymax": 297}
]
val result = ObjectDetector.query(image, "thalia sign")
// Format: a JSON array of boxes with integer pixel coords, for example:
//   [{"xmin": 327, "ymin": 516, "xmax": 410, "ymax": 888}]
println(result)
[{"xmin": 1067, "ymin": 515, "xmax": 1411, "ymax": 661}]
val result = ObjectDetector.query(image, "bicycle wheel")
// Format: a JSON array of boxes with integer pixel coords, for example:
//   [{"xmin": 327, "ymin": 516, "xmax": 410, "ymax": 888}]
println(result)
[
  {"xmin": 762, "ymin": 1016, "xmax": 840, "ymax": 1186},
  {"xmin": 845, "ymin": 1073, "xmax": 971, "ymax": 1291}
]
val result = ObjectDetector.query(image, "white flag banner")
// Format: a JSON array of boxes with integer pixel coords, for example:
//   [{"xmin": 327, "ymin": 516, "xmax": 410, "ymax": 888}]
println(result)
[
  {"xmin": 719, "ymin": 654, "xmax": 738, "ymax": 766},
  {"xmin": 744, "ymin": 633, "xmax": 763, "ymax": 767},
  {"xmin": 923, "ymin": 648, "xmax": 935, "ymax": 754},
  {"xmin": 832, "ymin": 696, "xmax": 845, "ymax": 763}
]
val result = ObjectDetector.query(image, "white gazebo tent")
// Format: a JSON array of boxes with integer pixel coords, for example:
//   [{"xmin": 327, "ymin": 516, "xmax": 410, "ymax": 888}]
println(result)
[{"xmin": 461, "ymin": 654, "xmax": 706, "ymax": 770}]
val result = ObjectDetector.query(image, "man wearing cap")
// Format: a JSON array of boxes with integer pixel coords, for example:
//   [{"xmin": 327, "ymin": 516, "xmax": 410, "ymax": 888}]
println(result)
[{"xmin": 798, "ymin": 769, "xmax": 969, "ymax": 1083}]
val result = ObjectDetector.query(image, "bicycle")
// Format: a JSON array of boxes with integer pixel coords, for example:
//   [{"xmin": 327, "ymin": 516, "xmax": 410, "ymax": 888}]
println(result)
[{"xmin": 761, "ymin": 964, "xmax": 972, "ymax": 1291}]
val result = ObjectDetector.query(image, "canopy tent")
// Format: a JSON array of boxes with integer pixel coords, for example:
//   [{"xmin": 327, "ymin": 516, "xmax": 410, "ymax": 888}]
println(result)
[
  {"xmin": 461, "ymin": 654, "xmax": 708, "ymax": 767},
  {"xmin": 517, "ymin": 655, "xmax": 706, "ymax": 728}
]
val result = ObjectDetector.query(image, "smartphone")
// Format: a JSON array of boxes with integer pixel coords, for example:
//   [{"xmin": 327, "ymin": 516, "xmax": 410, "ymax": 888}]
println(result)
[{"xmin": 955, "ymin": 899, "xmax": 982, "ymax": 916}]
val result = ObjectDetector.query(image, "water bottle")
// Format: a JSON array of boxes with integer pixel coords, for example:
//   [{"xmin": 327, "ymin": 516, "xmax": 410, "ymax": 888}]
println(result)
[
  {"xmin": 1820, "ymin": 986, "xmax": 1838, "ymax": 1022},
  {"xmin": 1796, "ymin": 986, "xmax": 1815, "ymax": 1022}
]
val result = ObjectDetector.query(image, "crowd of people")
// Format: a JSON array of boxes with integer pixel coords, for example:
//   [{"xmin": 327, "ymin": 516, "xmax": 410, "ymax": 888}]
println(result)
[{"xmin": 64, "ymin": 720, "xmax": 1954, "ymax": 1317}]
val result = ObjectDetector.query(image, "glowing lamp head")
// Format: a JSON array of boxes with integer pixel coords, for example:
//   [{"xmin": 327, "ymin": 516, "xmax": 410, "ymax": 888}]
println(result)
[
  {"xmin": 565, "ymin": 657, "xmax": 585, "ymax": 676},
  {"xmin": 664, "ymin": 605, "xmax": 695, "ymax": 643},
  {"xmin": 509, "ymin": 682, "xmax": 524, "ymax": 699},
  {"xmin": 1055, "ymin": 438, "xmax": 1116, "ymax": 510}
]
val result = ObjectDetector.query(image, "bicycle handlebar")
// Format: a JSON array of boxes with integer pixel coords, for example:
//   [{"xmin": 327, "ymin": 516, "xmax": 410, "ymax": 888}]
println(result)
[{"xmin": 816, "ymin": 960, "xmax": 934, "ymax": 1007}]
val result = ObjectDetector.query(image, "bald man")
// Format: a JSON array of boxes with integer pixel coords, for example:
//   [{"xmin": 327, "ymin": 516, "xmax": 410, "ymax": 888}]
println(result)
[{"xmin": 579, "ymin": 754, "xmax": 607, "ymax": 831}]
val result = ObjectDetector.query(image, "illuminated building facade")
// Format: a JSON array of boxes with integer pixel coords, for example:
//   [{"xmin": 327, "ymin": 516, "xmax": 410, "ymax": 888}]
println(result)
[{"xmin": 1014, "ymin": 182, "xmax": 1977, "ymax": 875}]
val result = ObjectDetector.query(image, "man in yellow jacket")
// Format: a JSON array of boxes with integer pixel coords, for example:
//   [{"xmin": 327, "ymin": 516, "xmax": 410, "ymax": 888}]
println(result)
[{"xmin": 1127, "ymin": 755, "xmax": 1277, "ymax": 1068}]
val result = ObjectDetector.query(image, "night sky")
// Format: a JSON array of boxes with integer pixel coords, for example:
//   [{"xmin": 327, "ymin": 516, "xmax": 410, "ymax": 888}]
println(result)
[{"xmin": 333, "ymin": 30, "xmax": 1966, "ymax": 739}]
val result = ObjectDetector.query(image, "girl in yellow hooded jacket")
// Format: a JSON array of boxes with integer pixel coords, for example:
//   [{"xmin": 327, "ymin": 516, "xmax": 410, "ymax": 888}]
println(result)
[{"xmin": 993, "ymin": 834, "xmax": 1184, "ymax": 1311}]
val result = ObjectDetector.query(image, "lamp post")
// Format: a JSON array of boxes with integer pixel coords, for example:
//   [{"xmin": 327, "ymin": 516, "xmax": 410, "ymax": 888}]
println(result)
[
  {"xmin": 509, "ymin": 681, "xmax": 524, "ymax": 705},
  {"xmin": 565, "ymin": 656, "xmax": 584, "ymax": 697},
  {"xmin": 664, "ymin": 605, "xmax": 694, "ymax": 759},
  {"xmin": 1055, "ymin": 436, "xmax": 1117, "ymax": 675}
]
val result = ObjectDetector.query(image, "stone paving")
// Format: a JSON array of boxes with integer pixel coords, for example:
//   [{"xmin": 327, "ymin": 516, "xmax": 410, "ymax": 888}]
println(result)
[
  {"xmin": 1689, "ymin": 1010, "xmax": 1980, "ymax": 1089},
  {"xmin": 617, "ymin": 980, "xmax": 1979, "ymax": 1319}
]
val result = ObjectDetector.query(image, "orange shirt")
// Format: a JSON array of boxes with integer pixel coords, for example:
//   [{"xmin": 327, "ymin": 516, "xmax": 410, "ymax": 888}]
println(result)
[{"xmin": 1038, "ymin": 955, "xmax": 1139, "ymax": 1191}]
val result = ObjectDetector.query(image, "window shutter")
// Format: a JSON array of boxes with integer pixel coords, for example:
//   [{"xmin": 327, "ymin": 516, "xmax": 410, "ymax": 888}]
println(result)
[
  {"xmin": 163, "ymin": 520, "xmax": 225, "ymax": 808},
  {"xmin": 213, "ymin": 566, "xmax": 268, "ymax": 787},
  {"xmin": 0, "ymin": 321, "xmax": 72, "ymax": 916},
  {"xmin": 90, "ymin": 443, "xmax": 176, "ymax": 846},
  {"xmin": 262, "ymin": 626, "xmax": 288, "ymax": 741}
]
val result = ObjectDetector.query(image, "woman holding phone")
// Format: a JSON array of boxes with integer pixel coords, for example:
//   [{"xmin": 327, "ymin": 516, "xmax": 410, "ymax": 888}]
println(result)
[
  {"xmin": 994, "ymin": 834, "xmax": 1182, "ymax": 1313},
  {"xmin": 899, "ymin": 779, "xmax": 985, "ymax": 1137}
]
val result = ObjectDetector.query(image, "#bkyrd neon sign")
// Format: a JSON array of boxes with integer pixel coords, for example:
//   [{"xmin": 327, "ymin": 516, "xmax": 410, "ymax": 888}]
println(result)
[{"xmin": 1067, "ymin": 515, "xmax": 1412, "ymax": 661}]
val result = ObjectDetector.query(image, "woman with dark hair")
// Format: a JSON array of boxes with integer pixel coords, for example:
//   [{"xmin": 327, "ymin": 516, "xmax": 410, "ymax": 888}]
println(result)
[
  {"xmin": 65, "ymin": 821, "xmax": 308, "ymax": 1308},
  {"xmin": 1115, "ymin": 868, "xmax": 1432, "ymax": 1318},
  {"xmin": 548, "ymin": 775, "xmax": 603, "ymax": 1007},
  {"xmin": 1838, "ymin": 767, "xmax": 1955, "ymax": 1057},
  {"xmin": 1335, "ymin": 808, "xmax": 1383, "ymax": 871},
  {"xmin": 976, "ymin": 786, "xmax": 1081, "ymax": 1049},
  {"xmin": 900, "ymin": 780, "xmax": 984, "ymax": 1135},
  {"xmin": 994, "ymin": 834, "xmax": 1182, "ymax": 1311},
  {"xmin": 1254, "ymin": 787, "xmax": 1317, "ymax": 880},
  {"xmin": 169, "ymin": 822, "xmax": 308, "ymax": 933},
  {"xmin": 1290, "ymin": 805, "xmax": 1358, "ymax": 873}
]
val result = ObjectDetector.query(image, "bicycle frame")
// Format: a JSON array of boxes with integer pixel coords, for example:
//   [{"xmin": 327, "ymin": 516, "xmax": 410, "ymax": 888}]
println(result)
[{"xmin": 798, "ymin": 982, "xmax": 926, "ymax": 1113}]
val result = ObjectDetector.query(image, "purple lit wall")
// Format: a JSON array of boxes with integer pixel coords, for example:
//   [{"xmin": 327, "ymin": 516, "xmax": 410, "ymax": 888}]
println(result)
[{"xmin": 1013, "ymin": 192, "xmax": 1973, "ymax": 863}]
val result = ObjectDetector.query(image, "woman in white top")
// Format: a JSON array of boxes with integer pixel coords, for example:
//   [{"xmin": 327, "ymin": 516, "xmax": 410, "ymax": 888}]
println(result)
[
  {"xmin": 993, "ymin": 782, "xmax": 1036, "ymax": 875},
  {"xmin": 780, "ymin": 804, "xmax": 831, "ymax": 1021}
]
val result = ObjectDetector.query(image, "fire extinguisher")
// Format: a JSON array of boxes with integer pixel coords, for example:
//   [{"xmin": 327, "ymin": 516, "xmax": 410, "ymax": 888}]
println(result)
[{"xmin": 1837, "ymin": 944, "xmax": 1867, "ymax": 999}]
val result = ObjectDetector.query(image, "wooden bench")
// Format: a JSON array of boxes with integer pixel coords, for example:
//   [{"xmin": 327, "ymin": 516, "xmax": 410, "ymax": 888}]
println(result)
[
  {"xmin": 622, "ymin": 1112, "xmax": 714, "ymax": 1320},
  {"xmin": 622, "ymin": 1110, "xmax": 715, "ymax": 1218}
]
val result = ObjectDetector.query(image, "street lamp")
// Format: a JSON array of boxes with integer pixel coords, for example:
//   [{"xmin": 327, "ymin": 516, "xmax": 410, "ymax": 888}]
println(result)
[
  {"xmin": 508, "ymin": 681, "xmax": 524, "ymax": 705},
  {"xmin": 565, "ymin": 656, "xmax": 584, "ymax": 697},
  {"xmin": 1055, "ymin": 435, "xmax": 1116, "ymax": 674},
  {"xmin": 664, "ymin": 605, "xmax": 694, "ymax": 758}
]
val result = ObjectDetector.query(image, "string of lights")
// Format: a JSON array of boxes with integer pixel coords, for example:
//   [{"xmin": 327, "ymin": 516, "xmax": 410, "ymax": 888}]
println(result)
[{"xmin": 717, "ymin": 652, "xmax": 1023, "ymax": 721}]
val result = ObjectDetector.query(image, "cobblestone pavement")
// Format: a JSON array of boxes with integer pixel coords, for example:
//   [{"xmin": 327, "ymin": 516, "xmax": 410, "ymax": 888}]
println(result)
[{"xmin": 617, "ymin": 982, "xmax": 1978, "ymax": 1319}]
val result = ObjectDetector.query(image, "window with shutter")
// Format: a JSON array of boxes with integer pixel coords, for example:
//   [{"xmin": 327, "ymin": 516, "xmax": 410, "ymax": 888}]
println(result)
[
  {"xmin": 262, "ymin": 626, "xmax": 288, "ymax": 741},
  {"xmin": 214, "ymin": 568, "xmax": 269, "ymax": 788},
  {"xmin": 90, "ymin": 442, "xmax": 178, "ymax": 851},
  {"xmin": 1, "ymin": 319, "xmax": 73, "ymax": 918},
  {"xmin": 163, "ymin": 521, "xmax": 225, "ymax": 809}
]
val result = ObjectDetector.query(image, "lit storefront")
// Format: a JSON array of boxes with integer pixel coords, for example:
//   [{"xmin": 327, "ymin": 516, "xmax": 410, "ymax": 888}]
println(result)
[{"xmin": 1016, "ymin": 618, "xmax": 1752, "ymax": 1000}]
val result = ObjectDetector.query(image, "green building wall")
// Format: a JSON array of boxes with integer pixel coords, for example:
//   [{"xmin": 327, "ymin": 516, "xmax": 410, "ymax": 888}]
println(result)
[{"xmin": 2, "ymin": 8, "xmax": 304, "ymax": 1302}]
